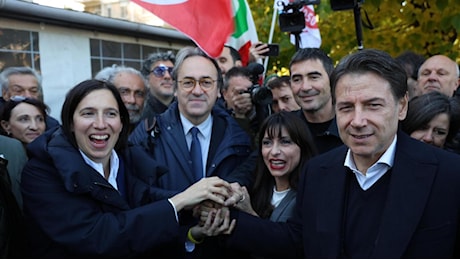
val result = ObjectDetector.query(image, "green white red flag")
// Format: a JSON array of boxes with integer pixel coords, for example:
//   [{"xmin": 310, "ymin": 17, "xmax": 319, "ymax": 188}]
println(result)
[
  {"xmin": 131, "ymin": 0, "xmax": 234, "ymax": 58},
  {"xmin": 226, "ymin": 0, "xmax": 259, "ymax": 66}
]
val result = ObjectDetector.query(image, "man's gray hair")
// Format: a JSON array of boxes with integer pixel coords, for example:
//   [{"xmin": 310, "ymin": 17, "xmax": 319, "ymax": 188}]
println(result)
[
  {"xmin": 141, "ymin": 51, "xmax": 176, "ymax": 78},
  {"xmin": 110, "ymin": 66, "xmax": 146, "ymax": 87},
  {"xmin": 0, "ymin": 66, "xmax": 42, "ymax": 94}
]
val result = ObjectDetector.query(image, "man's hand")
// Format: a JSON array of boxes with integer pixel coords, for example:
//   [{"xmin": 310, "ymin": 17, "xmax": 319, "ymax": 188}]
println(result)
[{"xmin": 232, "ymin": 91, "xmax": 252, "ymax": 118}]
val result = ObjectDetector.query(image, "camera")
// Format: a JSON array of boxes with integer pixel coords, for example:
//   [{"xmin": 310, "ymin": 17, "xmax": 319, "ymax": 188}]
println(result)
[
  {"xmin": 278, "ymin": 0, "xmax": 321, "ymax": 32},
  {"xmin": 242, "ymin": 63, "xmax": 273, "ymax": 106},
  {"xmin": 241, "ymin": 85, "xmax": 273, "ymax": 106},
  {"xmin": 279, "ymin": 11, "xmax": 305, "ymax": 32}
]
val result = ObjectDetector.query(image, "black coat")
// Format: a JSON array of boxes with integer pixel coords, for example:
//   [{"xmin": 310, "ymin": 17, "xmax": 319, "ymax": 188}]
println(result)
[
  {"xmin": 21, "ymin": 127, "xmax": 180, "ymax": 258},
  {"xmin": 227, "ymin": 131, "xmax": 460, "ymax": 258}
]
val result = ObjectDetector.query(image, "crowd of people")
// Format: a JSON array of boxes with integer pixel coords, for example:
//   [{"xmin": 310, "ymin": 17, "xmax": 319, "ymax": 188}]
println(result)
[{"xmin": 0, "ymin": 41, "xmax": 460, "ymax": 258}]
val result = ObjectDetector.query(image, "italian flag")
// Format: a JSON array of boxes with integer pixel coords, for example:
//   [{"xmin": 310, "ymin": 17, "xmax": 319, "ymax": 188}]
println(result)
[{"xmin": 226, "ymin": 0, "xmax": 259, "ymax": 66}]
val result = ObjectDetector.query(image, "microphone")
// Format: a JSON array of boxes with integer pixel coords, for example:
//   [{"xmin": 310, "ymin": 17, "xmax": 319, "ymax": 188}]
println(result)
[{"xmin": 246, "ymin": 62, "xmax": 264, "ymax": 76}]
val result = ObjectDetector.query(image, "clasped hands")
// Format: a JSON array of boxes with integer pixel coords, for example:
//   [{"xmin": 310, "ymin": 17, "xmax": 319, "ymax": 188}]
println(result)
[{"xmin": 187, "ymin": 179, "xmax": 248, "ymax": 241}]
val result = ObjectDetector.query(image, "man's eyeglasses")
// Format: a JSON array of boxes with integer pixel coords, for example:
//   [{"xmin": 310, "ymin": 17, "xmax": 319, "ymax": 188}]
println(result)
[
  {"xmin": 151, "ymin": 65, "xmax": 173, "ymax": 78},
  {"xmin": 177, "ymin": 77, "xmax": 217, "ymax": 91}
]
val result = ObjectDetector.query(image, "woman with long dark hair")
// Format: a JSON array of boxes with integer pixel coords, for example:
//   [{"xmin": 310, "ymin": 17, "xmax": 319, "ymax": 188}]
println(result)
[
  {"xmin": 21, "ymin": 79, "xmax": 232, "ymax": 257},
  {"xmin": 235, "ymin": 111, "xmax": 317, "ymax": 221}
]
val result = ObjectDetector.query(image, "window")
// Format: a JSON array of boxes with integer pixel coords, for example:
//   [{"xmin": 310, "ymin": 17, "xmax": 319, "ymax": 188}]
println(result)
[
  {"xmin": 120, "ymin": 6, "xmax": 127, "ymax": 18},
  {"xmin": 90, "ymin": 39, "xmax": 175, "ymax": 77},
  {"xmin": 0, "ymin": 28, "xmax": 40, "ymax": 72}
]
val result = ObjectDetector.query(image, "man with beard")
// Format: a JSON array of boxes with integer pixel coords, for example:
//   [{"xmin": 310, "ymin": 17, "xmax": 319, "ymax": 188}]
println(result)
[
  {"xmin": 216, "ymin": 45, "xmax": 242, "ymax": 77},
  {"xmin": 140, "ymin": 51, "xmax": 176, "ymax": 119},
  {"xmin": 101, "ymin": 66, "xmax": 147, "ymax": 134}
]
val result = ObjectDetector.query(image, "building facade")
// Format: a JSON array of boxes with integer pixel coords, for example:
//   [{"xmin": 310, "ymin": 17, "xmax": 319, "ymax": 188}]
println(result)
[{"xmin": 0, "ymin": 0, "xmax": 192, "ymax": 121}]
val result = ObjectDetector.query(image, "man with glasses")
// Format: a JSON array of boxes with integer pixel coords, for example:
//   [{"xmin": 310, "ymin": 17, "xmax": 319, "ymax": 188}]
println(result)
[
  {"xmin": 140, "ymin": 51, "xmax": 176, "ymax": 120},
  {"xmin": 129, "ymin": 46, "xmax": 253, "ymax": 258},
  {"xmin": 0, "ymin": 66, "xmax": 59, "ymax": 131}
]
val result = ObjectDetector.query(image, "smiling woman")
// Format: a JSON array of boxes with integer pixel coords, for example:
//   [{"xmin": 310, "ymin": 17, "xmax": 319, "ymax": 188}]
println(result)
[
  {"xmin": 234, "ymin": 111, "xmax": 318, "ymax": 221},
  {"xmin": 401, "ymin": 91, "xmax": 460, "ymax": 149},
  {"xmin": 20, "ymin": 79, "xmax": 235, "ymax": 258},
  {"xmin": 0, "ymin": 97, "xmax": 47, "ymax": 146}
]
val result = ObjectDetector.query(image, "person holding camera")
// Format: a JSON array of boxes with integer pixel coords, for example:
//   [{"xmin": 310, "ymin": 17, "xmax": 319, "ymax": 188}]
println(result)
[{"xmin": 221, "ymin": 66, "xmax": 271, "ymax": 148}]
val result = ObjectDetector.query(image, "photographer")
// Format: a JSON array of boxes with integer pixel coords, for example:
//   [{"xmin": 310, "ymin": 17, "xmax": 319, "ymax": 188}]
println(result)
[{"xmin": 221, "ymin": 66, "xmax": 272, "ymax": 148}]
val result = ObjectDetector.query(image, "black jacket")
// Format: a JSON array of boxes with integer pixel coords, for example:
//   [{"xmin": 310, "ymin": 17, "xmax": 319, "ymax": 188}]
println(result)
[{"xmin": 22, "ymin": 127, "xmax": 180, "ymax": 258}]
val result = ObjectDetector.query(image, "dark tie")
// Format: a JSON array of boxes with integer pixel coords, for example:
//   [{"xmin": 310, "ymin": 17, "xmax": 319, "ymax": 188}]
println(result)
[{"xmin": 190, "ymin": 127, "xmax": 203, "ymax": 181}]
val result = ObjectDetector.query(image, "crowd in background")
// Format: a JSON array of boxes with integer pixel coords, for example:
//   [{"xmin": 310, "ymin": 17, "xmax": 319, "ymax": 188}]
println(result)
[{"xmin": 0, "ymin": 42, "xmax": 460, "ymax": 258}]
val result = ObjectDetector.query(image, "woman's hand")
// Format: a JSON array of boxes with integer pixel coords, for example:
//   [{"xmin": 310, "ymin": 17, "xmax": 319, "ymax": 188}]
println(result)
[
  {"xmin": 224, "ymin": 182, "xmax": 246, "ymax": 207},
  {"xmin": 232, "ymin": 186, "xmax": 258, "ymax": 217},
  {"xmin": 170, "ymin": 177, "xmax": 231, "ymax": 212}
]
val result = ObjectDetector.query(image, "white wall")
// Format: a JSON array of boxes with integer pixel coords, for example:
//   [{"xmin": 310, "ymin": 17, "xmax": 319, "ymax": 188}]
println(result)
[
  {"xmin": 1, "ymin": 17, "xmax": 188, "ymax": 122},
  {"xmin": 39, "ymin": 28, "xmax": 92, "ymax": 122}
]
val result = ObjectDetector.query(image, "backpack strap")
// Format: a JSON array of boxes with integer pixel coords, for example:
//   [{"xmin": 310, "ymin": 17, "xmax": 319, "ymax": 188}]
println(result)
[
  {"xmin": 141, "ymin": 117, "xmax": 160, "ymax": 154},
  {"xmin": 144, "ymin": 116, "xmax": 160, "ymax": 137}
]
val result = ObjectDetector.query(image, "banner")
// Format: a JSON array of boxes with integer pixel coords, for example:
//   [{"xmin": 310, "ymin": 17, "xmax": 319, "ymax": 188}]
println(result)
[
  {"xmin": 131, "ymin": 0, "xmax": 234, "ymax": 57},
  {"xmin": 276, "ymin": 0, "xmax": 321, "ymax": 48}
]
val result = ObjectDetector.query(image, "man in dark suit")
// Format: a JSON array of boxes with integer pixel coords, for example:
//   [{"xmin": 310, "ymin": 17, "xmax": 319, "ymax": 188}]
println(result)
[
  {"xmin": 219, "ymin": 49, "xmax": 460, "ymax": 258},
  {"xmin": 129, "ymin": 46, "xmax": 252, "ymax": 258}
]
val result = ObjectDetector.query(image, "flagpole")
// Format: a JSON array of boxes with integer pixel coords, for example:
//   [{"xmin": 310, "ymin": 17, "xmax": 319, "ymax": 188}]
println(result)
[{"xmin": 263, "ymin": 0, "xmax": 278, "ymax": 77}]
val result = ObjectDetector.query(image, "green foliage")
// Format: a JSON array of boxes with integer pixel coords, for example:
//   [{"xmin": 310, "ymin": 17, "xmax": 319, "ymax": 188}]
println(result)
[{"xmin": 247, "ymin": 0, "xmax": 460, "ymax": 75}]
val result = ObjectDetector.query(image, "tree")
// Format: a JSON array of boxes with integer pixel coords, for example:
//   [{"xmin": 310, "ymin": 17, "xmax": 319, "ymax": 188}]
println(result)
[{"xmin": 248, "ymin": 0, "xmax": 460, "ymax": 74}]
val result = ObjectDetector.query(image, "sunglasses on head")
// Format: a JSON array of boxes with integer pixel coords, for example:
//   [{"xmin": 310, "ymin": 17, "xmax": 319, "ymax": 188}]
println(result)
[{"xmin": 151, "ymin": 65, "xmax": 173, "ymax": 78}]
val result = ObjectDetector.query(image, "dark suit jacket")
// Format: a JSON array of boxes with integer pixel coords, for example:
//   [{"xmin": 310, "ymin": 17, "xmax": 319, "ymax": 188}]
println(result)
[
  {"xmin": 129, "ymin": 101, "xmax": 253, "ymax": 199},
  {"xmin": 226, "ymin": 131, "xmax": 460, "ymax": 258}
]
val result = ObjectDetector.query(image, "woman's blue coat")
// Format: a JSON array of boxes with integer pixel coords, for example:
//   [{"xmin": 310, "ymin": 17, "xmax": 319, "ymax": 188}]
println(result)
[{"xmin": 22, "ymin": 128, "xmax": 180, "ymax": 258}]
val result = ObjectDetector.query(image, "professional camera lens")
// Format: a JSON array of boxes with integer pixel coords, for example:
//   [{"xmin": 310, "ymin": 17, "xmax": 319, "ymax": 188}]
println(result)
[{"xmin": 251, "ymin": 86, "xmax": 273, "ymax": 106}]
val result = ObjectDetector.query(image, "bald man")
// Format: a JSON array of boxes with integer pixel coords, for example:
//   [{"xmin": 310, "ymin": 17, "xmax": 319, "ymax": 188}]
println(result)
[{"xmin": 416, "ymin": 55, "xmax": 460, "ymax": 97}]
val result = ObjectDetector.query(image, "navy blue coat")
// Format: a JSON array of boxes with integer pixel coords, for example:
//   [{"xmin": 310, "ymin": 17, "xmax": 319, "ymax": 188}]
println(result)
[
  {"xmin": 129, "ymin": 101, "xmax": 253, "ymax": 198},
  {"xmin": 226, "ymin": 131, "xmax": 460, "ymax": 258},
  {"xmin": 21, "ymin": 128, "xmax": 181, "ymax": 258}
]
